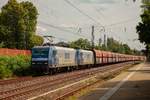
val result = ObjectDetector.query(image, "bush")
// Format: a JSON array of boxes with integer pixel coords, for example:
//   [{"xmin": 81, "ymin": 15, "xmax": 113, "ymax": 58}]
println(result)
[
  {"xmin": 0, "ymin": 55, "xmax": 31, "ymax": 79},
  {"xmin": 13, "ymin": 55, "xmax": 31, "ymax": 76},
  {"xmin": 0, "ymin": 65, "xmax": 12, "ymax": 79}
]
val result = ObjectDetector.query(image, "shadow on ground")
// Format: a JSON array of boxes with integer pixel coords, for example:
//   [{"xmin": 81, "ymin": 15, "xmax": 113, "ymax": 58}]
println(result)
[
  {"xmin": 79, "ymin": 80, "xmax": 150, "ymax": 100},
  {"xmin": 79, "ymin": 65, "xmax": 150, "ymax": 100}
]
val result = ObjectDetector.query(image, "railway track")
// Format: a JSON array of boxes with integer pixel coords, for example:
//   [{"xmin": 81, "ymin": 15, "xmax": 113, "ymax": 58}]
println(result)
[
  {"xmin": 0, "ymin": 62, "xmax": 135, "ymax": 100},
  {"xmin": 0, "ymin": 77, "xmax": 32, "ymax": 85},
  {"xmin": 54, "ymin": 64, "xmax": 130, "ymax": 100}
]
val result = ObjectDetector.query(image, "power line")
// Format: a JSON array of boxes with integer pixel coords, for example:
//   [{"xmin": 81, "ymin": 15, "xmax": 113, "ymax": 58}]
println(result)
[
  {"xmin": 37, "ymin": 0, "xmax": 104, "ymax": 44},
  {"xmin": 54, "ymin": 36, "xmax": 69, "ymax": 42},
  {"xmin": 75, "ymin": 16, "xmax": 138, "ymax": 33},
  {"xmin": 63, "ymin": 0, "xmax": 103, "ymax": 26},
  {"xmin": 39, "ymin": 1, "xmax": 139, "ymax": 45},
  {"xmin": 38, "ymin": 21, "xmax": 102, "ymax": 44},
  {"xmin": 39, "ymin": 21, "xmax": 90, "ymax": 39},
  {"xmin": 104, "ymin": 17, "xmax": 139, "ymax": 27},
  {"xmin": 39, "ymin": 33, "xmax": 69, "ymax": 42},
  {"xmin": 92, "ymin": 6, "xmax": 107, "ymax": 21}
]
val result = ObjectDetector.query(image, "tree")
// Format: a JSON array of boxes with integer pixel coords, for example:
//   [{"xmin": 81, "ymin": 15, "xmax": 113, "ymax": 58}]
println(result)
[
  {"xmin": 28, "ymin": 35, "xmax": 44, "ymax": 48},
  {"xmin": 106, "ymin": 38, "xmax": 124, "ymax": 53},
  {"xmin": 69, "ymin": 38, "xmax": 92, "ymax": 49},
  {"xmin": 122, "ymin": 44, "xmax": 132, "ymax": 54},
  {"xmin": 55, "ymin": 42, "xmax": 69, "ymax": 47},
  {"xmin": 68, "ymin": 38, "xmax": 140, "ymax": 55},
  {"xmin": 0, "ymin": 0, "xmax": 43, "ymax": 49},
  {"xmin": 105, "ymin": 37, "xmax": 134, "ymax": 54},
  {"xmin": 136, "ymin": 0, "xmax": 150, "ymax": 58},
  {"xmin": 107, "ymin": 38, "xmax": 119, "ymax": 52},
  {"xmin": 20, "ymin": 1, "xmax": 39, "ymax": 49},
  {"xmin": 0, "ymin": 0, "xmax": 25, "ymax": 48}
]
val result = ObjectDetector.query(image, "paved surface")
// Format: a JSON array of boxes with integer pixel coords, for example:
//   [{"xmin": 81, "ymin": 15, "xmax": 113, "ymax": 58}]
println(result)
[{"xmin": 78, "ymin": 63, "xmax": 150, "ymax": 100}]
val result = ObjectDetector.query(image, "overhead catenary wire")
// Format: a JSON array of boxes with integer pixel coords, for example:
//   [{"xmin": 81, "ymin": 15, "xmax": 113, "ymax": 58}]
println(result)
[
  {"xmin": 63, "ymin": 0, "xmax": 103, "ymax": 26},
  {"xmin": 63, "ymin": 0, "xmax": 139, "ymax": 30},
  {"xmin": 39, "ymin": 21, "xmax": 102, "ymax": 44},
  {"xmin": 39, "ymin": 21, "xmax": 90, "ymax": 39},
  {"xmin": 37, "ymin": 0, "xmax": 140, "ymax": 47},
  {"xmin": 73, "ymin": 16, "xmax": 139, "ymax": 35},
  {"xmin": 36, "ymin": 0, "xmax": 102, "ymax": 44},
  {"xmin": 38, "ymin": 32, "xmax": 69, "ymax": 43},
  {"xmin": 104, "ymin": 16, "xmax": 139, "ymax": 27},
  {"xmin": 38, "ymin": 15, "xmax": 139, "ymax": 45},
  {"xmin": 94, "ymin": 7, "xmax": 105, "ymax": 17},
  {"xmin": 54, "ymin": 36, "xmax": 69, "ymax": 42}
]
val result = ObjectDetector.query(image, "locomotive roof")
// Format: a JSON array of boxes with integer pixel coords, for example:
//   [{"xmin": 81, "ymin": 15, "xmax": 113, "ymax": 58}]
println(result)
[{"xmin": 32, "ymin": 46, "xmax": 92, "ymax": 52}]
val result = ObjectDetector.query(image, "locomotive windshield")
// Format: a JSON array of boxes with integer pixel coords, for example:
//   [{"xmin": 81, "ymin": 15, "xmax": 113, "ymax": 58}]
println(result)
[{"xmin": 32, "ymin": 48, "xmax": 49, "ymax": 58}]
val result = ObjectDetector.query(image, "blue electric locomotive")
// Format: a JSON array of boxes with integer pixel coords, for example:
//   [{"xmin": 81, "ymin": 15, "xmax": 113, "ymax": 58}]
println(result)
[{"xmin": 32, "ymin": 46, "xmax": 94, "ymax": 73}]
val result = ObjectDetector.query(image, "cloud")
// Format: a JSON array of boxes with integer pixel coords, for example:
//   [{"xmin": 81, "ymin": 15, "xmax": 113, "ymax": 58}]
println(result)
[
  {"xmin": 37, "ymin": 26, "xmax": 47, "ymax": 32},
  {"xmin": 78, "ymin": 0, "xmax": 116, "ymax": 4},
  {"xmin": 59, "ymin": 24, "xmax": 78, "ymax": 28},
  {"xmin": 0, "ymin": 0, "xmax": 8, "ymax": 9}
]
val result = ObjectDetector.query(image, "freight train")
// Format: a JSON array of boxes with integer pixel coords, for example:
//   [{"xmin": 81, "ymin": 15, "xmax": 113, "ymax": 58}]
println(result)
[{"xmin": 31, "ymin": 46, "xmax": 145, "ymax": 74}]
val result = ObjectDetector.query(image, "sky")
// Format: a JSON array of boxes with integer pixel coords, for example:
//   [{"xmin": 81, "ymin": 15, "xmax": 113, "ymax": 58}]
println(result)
[{"xmin": 0, "ymin": 0, "xmax": 145, "ymax": 50}]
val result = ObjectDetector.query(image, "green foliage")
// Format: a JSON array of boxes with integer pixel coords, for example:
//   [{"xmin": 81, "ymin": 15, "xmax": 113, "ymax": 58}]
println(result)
[
  {"xmin": 0, "ymin": 0, "xmax": 43, "ymax": 49},
  {"xmin": 0, "ymin": 66, "xmax": 12, "ymax": 79},
  {"xmin": 107, "ymin": 38, "xmax": 120, "ymax": 52},
  {"xmin": 69, "ymin": 38, "xmax": 92, "ymax": 49},
  {"xmin": 105, "ymin": 38, "xmax": 133, "ymax": 54},
  {"xmin": 136, "ymin": 12, "xmax": 150, "ymax": 44},
  {"xmin": 136, "ymin": 1, "xmax": 150, "ymax": 57},
  {"xmin": 94, "ymin": 37, "xmax": 134, "ymax": 54},
  {"xmin": 0, "ymin": 42, "xmax": 4, "ymax": 48},
  {"xmin": 68, "ymin": 38, "xmax": 141, "ymax": 55},
  {"xmin": 20, "ymin": 1, "xmax": 39, "ymax": 49},
  {"xmin": 0, "ymin": 55, "xmax": 31, "ymax": 79},
  {"xmin": 0, "ymin": 56, "xmax": 12, "ymax": 78},
  {"xmin": 29, "ymin": 35, "xmax": 44, "ymax": 49},
  {"xmin": 0, "ymin": 0, "xmax": 26, "ymax": 49}
]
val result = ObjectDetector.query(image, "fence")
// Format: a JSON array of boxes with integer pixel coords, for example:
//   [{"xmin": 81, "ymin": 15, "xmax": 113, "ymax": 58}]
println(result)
[{"xmin": 0, "ymin": 48, "xmax": 31, "ymax": 56}]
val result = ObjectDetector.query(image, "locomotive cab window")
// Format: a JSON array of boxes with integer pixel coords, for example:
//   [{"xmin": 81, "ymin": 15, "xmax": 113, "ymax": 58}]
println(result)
[{"xmin": 32, "ymin": 48, "xmax": 49, "ymax": 58}]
